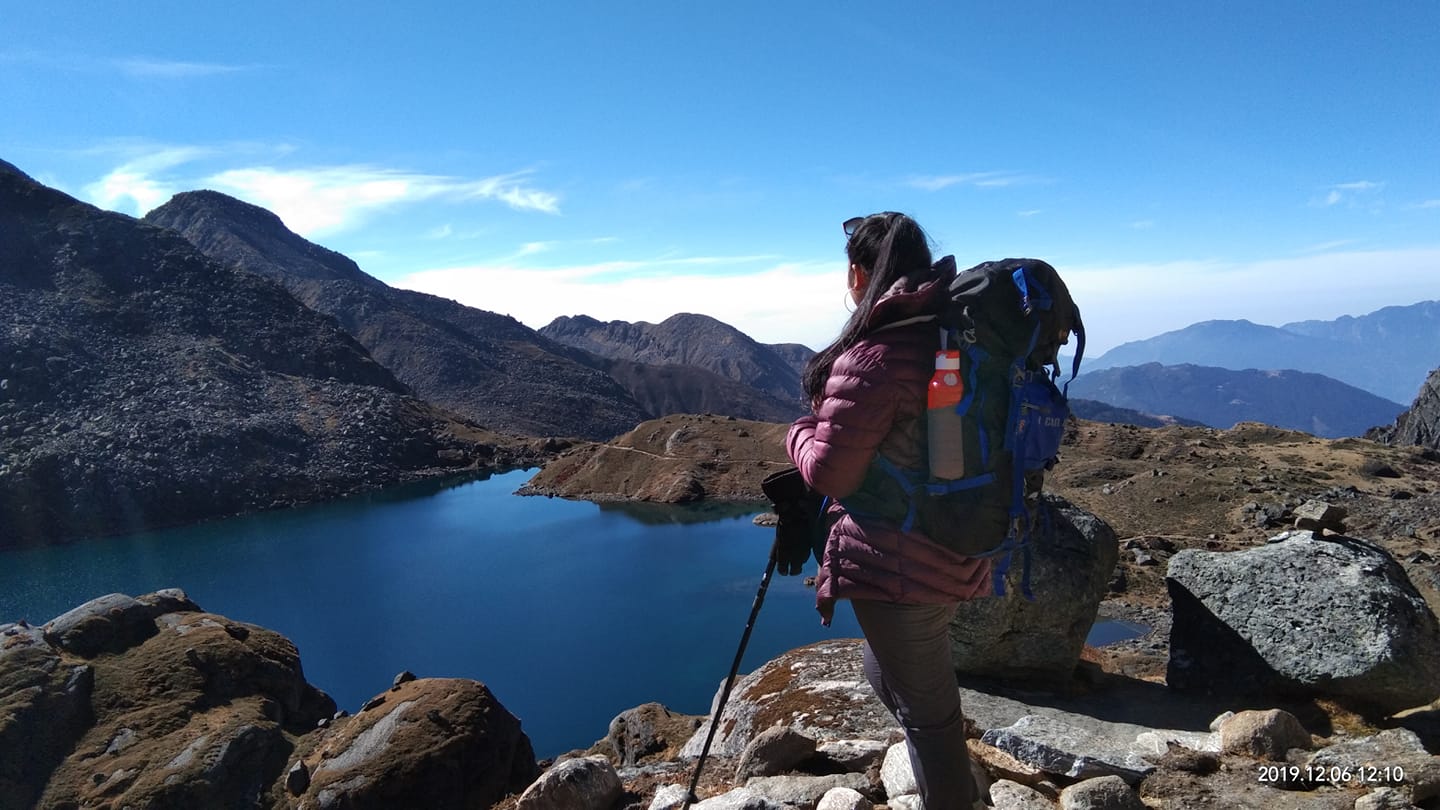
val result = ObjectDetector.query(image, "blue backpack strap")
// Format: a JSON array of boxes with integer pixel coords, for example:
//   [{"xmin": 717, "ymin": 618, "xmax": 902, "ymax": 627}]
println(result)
[{"xmin": 870, "ymin": 454, "xmax": 923, "ymax": 532}]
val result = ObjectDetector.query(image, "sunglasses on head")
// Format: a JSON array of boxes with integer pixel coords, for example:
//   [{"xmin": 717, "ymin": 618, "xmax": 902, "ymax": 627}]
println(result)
[{"xmin": 842, "ymin": 216, "xmax": 866, "ymax": 237}]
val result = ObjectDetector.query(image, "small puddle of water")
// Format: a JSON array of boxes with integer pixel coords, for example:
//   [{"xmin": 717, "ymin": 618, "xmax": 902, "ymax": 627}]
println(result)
[{"xmin": 1087, "ymin": 619, "xmax": 1152, "ymax": 646}]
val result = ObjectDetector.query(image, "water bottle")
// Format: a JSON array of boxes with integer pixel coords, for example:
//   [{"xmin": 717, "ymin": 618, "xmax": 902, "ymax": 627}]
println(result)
[{"xmin": 927, "ymin": 350, "xmax": 966, "ymax": 480}]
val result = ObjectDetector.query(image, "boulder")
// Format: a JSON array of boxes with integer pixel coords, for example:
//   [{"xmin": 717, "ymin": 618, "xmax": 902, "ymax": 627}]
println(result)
[
  {"xmin": 989, "ymin": 779, "xmax": 1055, "ymax": 809},
  {"xmin": 36, "ymin": 600, "xmax": 335, "ymax": 809},
  {"xmin": 880, "ymin": 742, "xmax": 917, "ymax": 799},
  {"xmin": 734, "ymin": 726, "xmax": 817, "ymax": 780},
  {"xmin": 0, "ymin": 622, "xmax": 94, "ymax": 809},
  {"xmin": 42, "ymin": 591, "xmax": 192, "ymax": 657},
  {"xmin": 1217, "ymin": 709, "xmax": 1313, "ymax": 760},
  {"xmin": 1058, "ymin": 774, "xmax": 1145, "ymax": 810},
  {"xmin": 816, "ymin": 786, "xmax": 873, "ymax": 810},
  {"xmin": 295, "ymin": 677, "xmax": 539, "ymax": 809},
  {"xmin": 1305, "ymin": 728, "xmax": 1440, "ymax": 802},
  {"xmin": 1292, "ymin": 500, "xmax": 1346, "ymax": 533},
  {"xmin": 607, "ymin": 702, "xmax": 705, "ymax": 767},
  {"xmin": 679, "ymin": 640, "xmax": 896, "ymax": 760},
  {"xmin": 951, "ymin": 496, "xmax": 1119, "ymax": 685},
  {"xmin": 690, "ymin": 786, "xmax": 787, "ymax": 810},
  {"xmin": 815, "ymin": 739, "xmax": 888, "ymax": 774},
  {"xmin": 516, "ymin": 755, "xmax": 622, "ymax": 810},
  {"xmin": 649, "ymin": 784, "xmax": 692, "ymax": 810},
  {"xmin": 1355, "ymin": 786, "xmax": 1421, "ymax": 810},
  {"xmin": 743, "ymin": 773, "xmax": 872, "ymax": 808},
  {"xmin": 980, "ymin": 715, "xmax": 1156, "ymax": 785},
  {"xmin": 1167, "ymin": 531, "xmax": 1440, "ymax": 713}
]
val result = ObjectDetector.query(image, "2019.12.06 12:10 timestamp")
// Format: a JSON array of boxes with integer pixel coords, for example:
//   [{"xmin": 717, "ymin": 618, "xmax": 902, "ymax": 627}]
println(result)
[{"xmin": 1257, "ymin": 763, "xmax": 1407, "ymax": 786}]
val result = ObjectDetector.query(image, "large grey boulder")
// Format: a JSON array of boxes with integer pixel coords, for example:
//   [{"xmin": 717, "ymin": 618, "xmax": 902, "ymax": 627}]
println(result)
[
  {"xmin": 296, "ymin": 677, "xmax": 539, "ymax": 809},
  {"xmin": 980, "ymin": 715, "xmax": 1157, "ymax": 785},
  {"xmin": 516, "ymin": 755, "xmax": 622, "ymax": 810},
  {"xmin": 679, "ymin": 640, "xmax": 896, "ymax": 760},
  {"xmin": 951, "ymin": 496, "xmax": 1119, "ymax": 684},
  {"xmin": 1167, "ymin": 531, "xmax": 1440, "ymax": 714},
  {"xmin": 42, "ymin": 589, "xmax": 201, "ymax": 657},
  {"xmin": 734, "ymin": 727, "xmax": 817, "ymax": 780},
  {"xmin": 1305, "ymin": 728, "xmax": 1440, "ymax": 802}
]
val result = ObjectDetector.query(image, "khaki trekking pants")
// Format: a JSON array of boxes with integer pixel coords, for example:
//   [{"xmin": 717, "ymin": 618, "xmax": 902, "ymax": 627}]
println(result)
[{"xmin": 851, "ymin": 599, "xmax": 979, "ymax": 810}]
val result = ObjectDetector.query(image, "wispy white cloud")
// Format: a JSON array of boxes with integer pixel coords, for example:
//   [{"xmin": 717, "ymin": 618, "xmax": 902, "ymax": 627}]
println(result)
[
  {"xmin": 1417, "ymin": 199, "xmax": 1440, "ymax": 209},
  {"xmin": 1129, "ymin": 220, "xmax": 1155, "ymax": 230},
  {"xmin": 908, "ymin": 172, "xmax": 1039, "ymax": 191},
  {"xmin": 1017, "ymin": 209, "xmax": 1043, "ymax": 218},
  {"xmin": 114, "ymin": 58, "xmax": 254, "ymax": 79},
  {"xmin": 74, "ymin": 145, "xmax": 562, "ymax": 235},
  {"xmin": 1334, "ymin": 181, "xmax": 1381, "ymax": 192},
  {"xmin": 1301, "ymin": 239, "xmax": 1358, "ymax": 253},
  {"xmin": 83, "ymin": 147, "xmax": 216, "ymax": 213},
  {"xmin": 1315, "ymin": 180, "xmax": 1384, "ymax": 207},
  {"xmin": 1, "ymin": 50, "xmax": 255, "ymax": 78},
  {"xmin": 206, "ymin": 165, "xmax": 560, "ymax": 235}
]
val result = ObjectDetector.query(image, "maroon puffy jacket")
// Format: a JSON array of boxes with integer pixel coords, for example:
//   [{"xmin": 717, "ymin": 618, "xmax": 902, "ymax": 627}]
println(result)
[{"xmin": 787, "ymin": 264, "xmax": 992, "ymax": 618}]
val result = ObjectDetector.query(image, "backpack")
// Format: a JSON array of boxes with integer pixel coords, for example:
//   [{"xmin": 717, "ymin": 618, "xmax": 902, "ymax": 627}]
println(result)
[{"xmin": 839, "ymin": 256, "xmax": 1085, "ymax": 598}]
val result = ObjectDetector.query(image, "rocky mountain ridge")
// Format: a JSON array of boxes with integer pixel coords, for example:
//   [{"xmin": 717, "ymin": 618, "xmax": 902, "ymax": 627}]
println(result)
[
  {"xmin": 0, "ymin": 161, "xmax": 546, "ymax": 547},
  {"xmin": 145, "ymin": 191, "xmax": 651, "ymax": 441},
  {"xmin": 539, "ymin": 314, "xmax": 808, "ymax": 412}
]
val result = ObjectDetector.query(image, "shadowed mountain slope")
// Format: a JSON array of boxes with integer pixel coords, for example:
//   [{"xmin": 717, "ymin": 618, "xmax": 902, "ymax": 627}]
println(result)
[
  {"xmin": 1, "ymin": 162, "xmax": 523, "ymax": 546},
  {"xmin": 145, "ymin": 191, "xmax": 648, "ymax": 441},
  {"xmin": 1068, "ymin": 362, "xmax": 1406, "ymax": 438},
  {"xmin": 1369, "ymin": 367, "xmax": 1440, "ymax": 451}
]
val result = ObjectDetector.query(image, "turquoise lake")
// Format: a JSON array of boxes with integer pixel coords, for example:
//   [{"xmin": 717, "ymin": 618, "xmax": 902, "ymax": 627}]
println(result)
[
  {"xmin": 0, "ymin": 469, "xmax": 864, "ymax": 758},
  {"xmin": 0, "ymin": 468, "xmax": 1142, "ymax": 758}
]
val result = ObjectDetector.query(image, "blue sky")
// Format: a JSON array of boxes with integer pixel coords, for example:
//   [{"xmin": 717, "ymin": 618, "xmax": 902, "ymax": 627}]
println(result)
[{"xmin": 4, "ymin": 1, "xmax": 1437, "ymax": 355}]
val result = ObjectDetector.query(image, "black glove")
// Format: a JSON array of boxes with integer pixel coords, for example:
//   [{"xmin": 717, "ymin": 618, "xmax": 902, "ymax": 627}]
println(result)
[{"xmin": 761, "ymin": 467, "xmax": 824, "ymax": 576}]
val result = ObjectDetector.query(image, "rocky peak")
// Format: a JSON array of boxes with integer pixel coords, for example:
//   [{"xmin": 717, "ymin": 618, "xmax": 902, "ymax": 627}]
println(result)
[
  {"xmin": 1369, "ymin": 366, "xmax": 1440, "ymax": 450},
  {"xmin": 146, "ymin": 190, "xmax": 381, "ymax": 288},
  {"xmin": 540, "ymin": 313, "xmax": 806, "ymax": 406},
  {"xmin": 0, "ymin": 157, "xmax": 35, "ymax": 181}
]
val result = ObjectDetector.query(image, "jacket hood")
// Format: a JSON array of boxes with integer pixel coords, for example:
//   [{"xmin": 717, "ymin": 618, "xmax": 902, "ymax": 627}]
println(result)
[{"xmin": 864, "ymin": 255, "xmax": 957, "ymax": 332}]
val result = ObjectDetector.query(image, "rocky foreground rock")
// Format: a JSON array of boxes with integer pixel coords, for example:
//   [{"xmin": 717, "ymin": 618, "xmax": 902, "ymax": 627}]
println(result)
[
  {"xmin": 1167, "ymin": 531, "xmax": 1440, "ymax": 714},
  {"xmin": 6, "ymin": 575, "xmax": 1440, "ymax": 809},
  {"xmin": 0, "ymin": 590, "xmax": 538, "ymax": 809}
]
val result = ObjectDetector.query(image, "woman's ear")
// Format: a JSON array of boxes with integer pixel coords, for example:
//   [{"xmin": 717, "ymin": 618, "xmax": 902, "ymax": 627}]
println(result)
[{"xmin": 848, "ymin": 263, "xmax": 869, "ymax": 295}]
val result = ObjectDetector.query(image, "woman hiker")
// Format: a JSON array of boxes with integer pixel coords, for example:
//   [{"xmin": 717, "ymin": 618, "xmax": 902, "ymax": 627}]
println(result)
[{"xmin": 786, "ymin": 212, "xmax": 990, "ymax": 810}]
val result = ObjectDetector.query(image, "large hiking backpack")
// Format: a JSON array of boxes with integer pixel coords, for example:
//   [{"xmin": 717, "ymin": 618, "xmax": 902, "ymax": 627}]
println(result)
[{"xmin": 840, "ymin": 255, "xmax": 1085, "ymax": 597}]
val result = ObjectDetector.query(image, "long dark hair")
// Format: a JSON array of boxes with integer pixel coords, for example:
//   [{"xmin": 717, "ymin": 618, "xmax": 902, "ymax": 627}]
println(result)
[{"xmin": 802, "ymin": 212, "xmax": 934, "ymax": 405}]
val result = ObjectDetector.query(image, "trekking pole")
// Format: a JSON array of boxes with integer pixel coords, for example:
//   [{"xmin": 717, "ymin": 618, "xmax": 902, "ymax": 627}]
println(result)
[{"xmin": 680, "ymin": 540, "xmax": 779, "ymax": 810}]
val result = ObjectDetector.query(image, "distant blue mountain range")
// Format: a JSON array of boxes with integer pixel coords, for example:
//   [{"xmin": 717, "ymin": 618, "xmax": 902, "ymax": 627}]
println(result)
[
  {"xmin": 1067, "ymin": 363, "xmax": 1406, "ymax": 439},
  {"xmin": 1087, "ymin": 301, "xmax": 1440, "ymax": 405}
]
